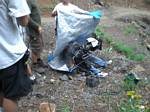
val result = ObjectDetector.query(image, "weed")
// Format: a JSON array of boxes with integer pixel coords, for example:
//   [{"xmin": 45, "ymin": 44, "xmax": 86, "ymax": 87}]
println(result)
[
  {"xmin": 119, "ymin": 92, "xmax": 144, "ymax": 112},
  {"xmin": 61, "ymin": 99, "xmax": 71, "ymax": 112},
  {"xmin": 95, "ymin": 27, "xmax": 145, "ymax": 61},
  {"xmin": 117, "ymin": 73, "xmax": 149, "ymax": 112},
  {"xmin": 105, "ymin": 35, "xmax": 113, "ymax": 44},
  {"xmin": 95, "ymin": 27, "xmax": 105, "ymax": 38},
  {"xmin": 113, "ymin": 41, "xmax": 133, "ymax": 55},
  {"xmin": 128, "ymin": 53, "xmax": 145, "ymax": 61},
  {"xmin": 124, "ymin": 24, "xmax": 138, "ymax": 36},
  {"xmin": 62, "ymin": 105, "xmax": 71, "ymax": 112}
]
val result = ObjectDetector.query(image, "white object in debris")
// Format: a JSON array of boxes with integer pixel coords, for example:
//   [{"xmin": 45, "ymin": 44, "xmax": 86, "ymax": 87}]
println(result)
[
  {"xmin": 30, "ymin": 75, "xmax": 36, "ymax": 81},
  {"xmin": 97, "ymin": 72, "xmax": 108, "ymax": 77},
  {"xmin": 107, "ymin": 60, "xmax": 112, "ymax": 65},
  {"xmin": 87, "ymin": 37, "xmax": 99, "ymax": 47}
]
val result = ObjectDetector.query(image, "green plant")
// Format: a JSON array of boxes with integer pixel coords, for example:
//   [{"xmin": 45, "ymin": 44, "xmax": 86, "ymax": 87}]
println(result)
[
  {"xmin": 61, "ymin": 99, "xmax": 71, "ymax": 112},
  {"xmin": 105, "ymin": 35, "xmax": 113, "ymax": 44},
  {"xmin": 123, "ymin": 73, "xmax": 141, "ymax": 91},
  {"xmin": 128, "ymin": 53, "xmax": 145, "ymax": 61},
  {"xmin": 119, "ymin": 91, "xmax": 145, "ymax": 112},
  {"xmin": 113, "ymin": 42, "xmax": 133, "ymax": 56},
  {"xmin": 124, "ymin": 25, "xmax": 138, "ymax": 36},
  {"xmin": 95, "ymin": 27, "xmax": 145, "ymax": 61},
  {"xmin": 62, "ymin": 105, "xmax": 71, "ymax": 112},
  {"xmin": 118, "ymin": 74, "xmax": 148, "ymax": 112},
  {"xmin": 145, "ymin": 108, "xmax": 150, "ymax": 112},
  {"xmin": 95, "ymin": 27, "xmax": 105, "ymax": 39}
]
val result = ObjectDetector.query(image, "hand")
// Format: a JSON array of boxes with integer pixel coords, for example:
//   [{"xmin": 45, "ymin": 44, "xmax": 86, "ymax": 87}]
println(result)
[
  {"xmin": 51, "ymin": 11, "xmax": 57, "ymax": 17},
  {"xmin": 38, "ymin": 26, "xmax": 42, "ymax": 34}
]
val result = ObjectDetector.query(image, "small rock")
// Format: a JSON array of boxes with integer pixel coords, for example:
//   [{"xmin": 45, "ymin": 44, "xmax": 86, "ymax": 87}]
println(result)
[
  {"xmin": 50, "ymin": 79, "xmax": 55, "ymax": 84},
  {"xmin": 107, "ymin": 60, "xmax": 112, "ymax": 65},
  {"xmin": 50, "ymin": 96, "xmax": 55, "ymax": 101},
  {"xmin": 76, "ymin": 76, "xmax": 86, "ymax": 81},
  {"xmin": 39, "ymin": 102, "xmax": 56, "ymax": 112},
  {"xmin": 31, "ymin": 92, "xmax": 45, "ymax": 98},
  {"xmin": 36, "ymin": 72, "xmax": 42, "ymax": 77},
  {"xmin": 68, "ymin": 75, "xmax": 73, "ymax": 80},
  {"xmin": 131, "ymin": 65, "xmax": 145, "ymax": 73},
  {"xmin": 43, "ymin": 76, "xmax": 46, "ymax": 80},
  {"xmin": 59, "ymin": 75, "xmax": 69, "ymax": 81},
  {"xmin": 35, "ymin": 67, "xmax": 45, "ymax": 74},
  {"xmin": 27, "ymin": 109, "xmax": 32, "ymax": 112},
  {"xmin": 146, "ymin": 44, "xmax": 150, "ymax": 51}
]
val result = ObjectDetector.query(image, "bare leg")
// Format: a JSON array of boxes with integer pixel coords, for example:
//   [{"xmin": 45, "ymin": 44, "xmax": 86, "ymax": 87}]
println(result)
[
  {"xmin": 31, "ymin": 52, "xmax": 41, "ymax": 64},
  {"xmin": 36, "ymin": 53, "xmax": 41, "ymax": 60},
  {"xmin": 3, "ymin": 98, "xmax": 17, "ymax": 112},
  {"xmin": 31, "ymin": 51, "xmax": 46, "ymax": 69},
  {"xmin": 27, "ymin": 64, "xmax": 32, "ymax": 76},
  {"xmin": 31, "ymin": 52, "xmax": 38, "ymax": 64}
]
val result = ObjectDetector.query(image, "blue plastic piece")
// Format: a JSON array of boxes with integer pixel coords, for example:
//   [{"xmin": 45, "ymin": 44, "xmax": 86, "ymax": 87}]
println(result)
[
  {"xmin": 89, "ymin": 10, "xmax": 102, "ymax": 19},
  {"xmin": 48, "ymin": 55, "xmax": 55, "ymax": 62},
  {"xmin": 89, "ymin": 65, "xmax": 101, "ymax": 74}
]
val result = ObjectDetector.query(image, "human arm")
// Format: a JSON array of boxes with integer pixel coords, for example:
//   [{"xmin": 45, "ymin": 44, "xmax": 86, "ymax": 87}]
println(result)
[
  {"xmin": 51, "ymin": 4, "xmax": 58, "ymax": 17},
  {"xmin": 27, "ymin": 0, "xmax": 42, "ymax": 33},
  {"xmin": 28, "ymin": 18, "xmax": 42, "ymax": 33},
  {"xmin": 51, "ymin": 11, "xmax": 57, "ymax": 17},
  {"xmin": 8, "ymin": 0, "xmax": 30, "ymax": 26},
  {"xmin": 17, "ymin": 15, "xmax": 30, "ymax": 26}
]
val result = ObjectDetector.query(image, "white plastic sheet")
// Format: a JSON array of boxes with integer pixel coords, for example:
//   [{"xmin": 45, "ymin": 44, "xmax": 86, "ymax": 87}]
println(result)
[{"xmin": 49, "ymin": 7, "xmax": 101, "ymax": 71}]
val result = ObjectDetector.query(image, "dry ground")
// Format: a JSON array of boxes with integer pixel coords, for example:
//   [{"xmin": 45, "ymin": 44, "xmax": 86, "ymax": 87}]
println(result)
[{"xmin": 17, "ymin": 6, "xmax": 150, "ymax": 112}]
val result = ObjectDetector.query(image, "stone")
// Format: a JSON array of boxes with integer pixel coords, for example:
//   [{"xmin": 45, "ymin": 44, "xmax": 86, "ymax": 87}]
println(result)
[
  {"xmin": 59, "ymin": 75, "xmax": 69, "ymax": 81},
  {"xmin": 35, "ymin": 67, "xmax": 45, "ymax": 74},
  {"xmin": 131, "ymin": 65, "xmax": 145, "ymax": 73},
  {"xmin": 146, "ymin": 44, "xmax": 150, "ymax": 51},
  {"xmin": 39, "ymin": 102, "xmax": 56, "ymax": 112}
]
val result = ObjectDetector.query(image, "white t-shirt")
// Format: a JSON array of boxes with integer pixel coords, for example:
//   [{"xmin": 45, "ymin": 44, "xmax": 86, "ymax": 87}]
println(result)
[
  {"xmin": 0, "ymin": 0, "xmax": 30, "ymax": 69},
  {"xmin": 52, "ymin": 3, "xmax": 87, "ymax": 14}
]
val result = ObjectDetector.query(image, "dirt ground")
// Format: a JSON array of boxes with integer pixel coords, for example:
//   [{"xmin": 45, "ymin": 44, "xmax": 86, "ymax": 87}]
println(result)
[{"xmin": 17, "ymin": 5, "xmax": 150, "ymax": 112}]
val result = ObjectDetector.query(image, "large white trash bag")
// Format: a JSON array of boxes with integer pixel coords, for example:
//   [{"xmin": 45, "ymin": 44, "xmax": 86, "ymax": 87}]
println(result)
[{"xmin": 49, "ymin": 6, "xmax": 101, "ymax": 71}]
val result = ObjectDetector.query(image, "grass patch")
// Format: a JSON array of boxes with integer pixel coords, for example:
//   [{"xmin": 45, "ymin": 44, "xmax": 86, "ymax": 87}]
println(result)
[
  {"xmin": 95, "ymin": 26, "xmax": 145, "ymax": 61},
  {"xmin": 113, "ymin": 41, "xmax": 133, "ymax": 55},
  {"xmin": 61, "ymin": 99, "xmax": 71, "ymax": 112},
  {"xmin": 62, "ymin": 105, "xmax": 70, "ymax": 112},
  {"xmin": 123, "ymin": 24, "xmax": 138, "ymax": 36},
  {"xmin": 128, "ymin": 53, "xmax": 145, "ymax": 61}
]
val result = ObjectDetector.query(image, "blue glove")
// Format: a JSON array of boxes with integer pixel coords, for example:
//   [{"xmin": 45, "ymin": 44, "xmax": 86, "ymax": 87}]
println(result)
[{"xmin": 89, "ymin": 10, "xmax": 102, "ymax": 19}]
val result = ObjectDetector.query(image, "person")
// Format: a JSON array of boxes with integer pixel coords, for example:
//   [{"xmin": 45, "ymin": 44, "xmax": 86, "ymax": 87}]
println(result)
[
  {"xmin": 51, "ymin": 0, "xmax": 87, "ymax": 17},
  {"xmin": 52, "ymin": 0, "xmax": 79, "ymax": 36},
  {"xmin": 50, "ymin": 0, "xmax": 111, "ymax": 76},
  {"xmin": 26, "ymin": 0, "xmax": 46, "ymax": 71},
  {"xmin": 0, "ymin": 0, "xmax": 32, "ymax": 112},
  {"xmin": 51, "ymin": 0, "xmax": 89, "ymax": 68}
]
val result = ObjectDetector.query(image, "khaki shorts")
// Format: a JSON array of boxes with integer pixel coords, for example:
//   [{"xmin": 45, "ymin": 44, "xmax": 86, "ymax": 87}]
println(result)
[{"xmin": 29, "ymin": 34, "xmax": 44, "ymax": 54}]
